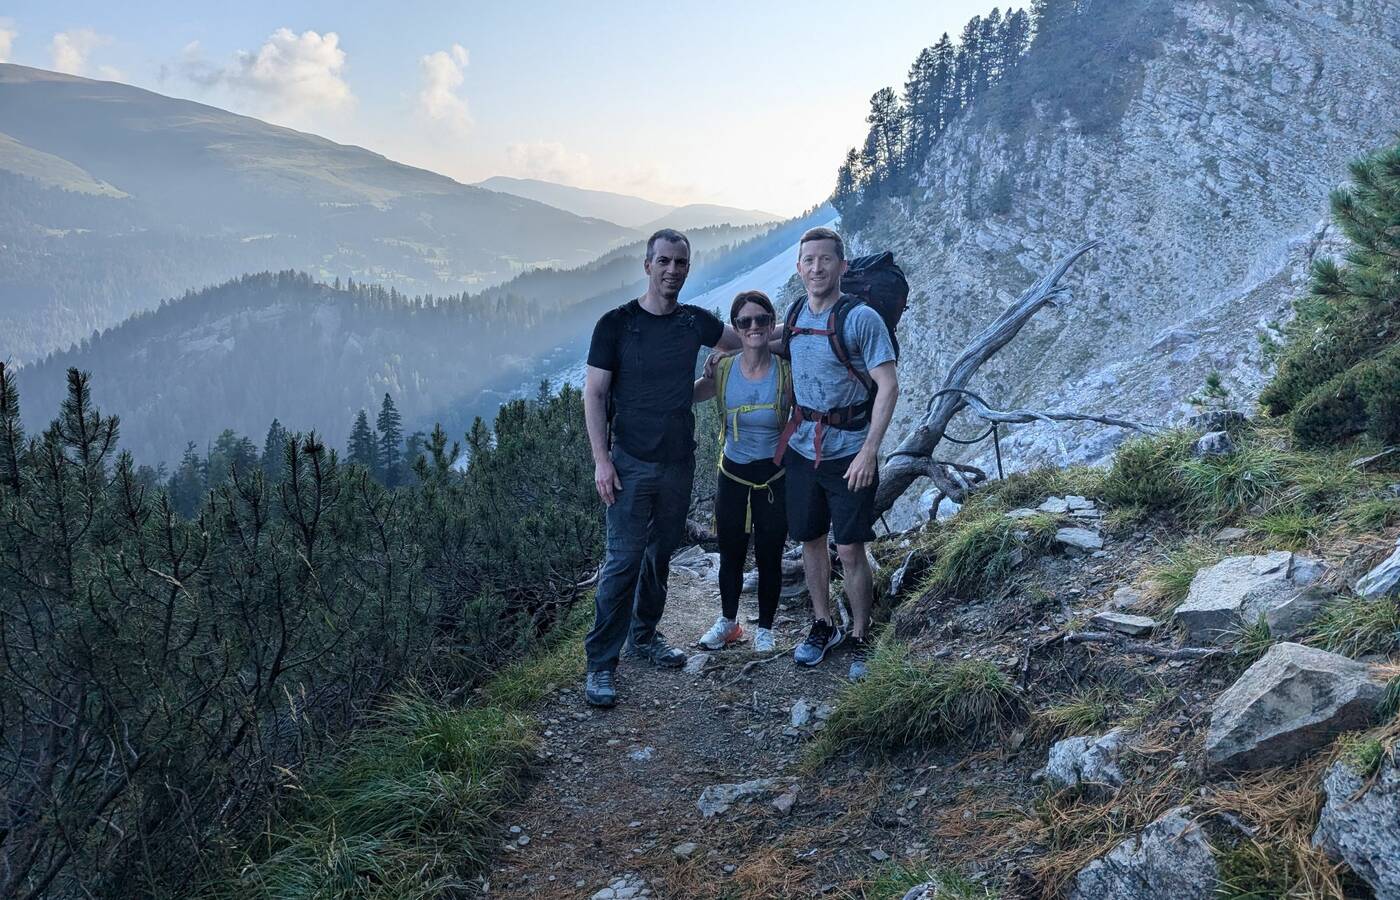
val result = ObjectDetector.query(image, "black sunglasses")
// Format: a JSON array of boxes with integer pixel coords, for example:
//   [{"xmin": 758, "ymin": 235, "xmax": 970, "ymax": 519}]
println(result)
[{"xmin": 734, "ymin": 314, "xmax": 774, "ymax": 329}]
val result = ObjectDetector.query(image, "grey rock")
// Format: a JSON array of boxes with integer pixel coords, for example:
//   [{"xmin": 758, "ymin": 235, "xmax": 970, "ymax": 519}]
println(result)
[
  {"xmin": 1006, "ymin": 507, "xmax": 1040, "ymax": 519},
  {"xmin": 1212, "ymin": 527, "xmax": 1249, "ymax": 542},
  {"xmin": 1066, "ymin": 495, "xmax": 1096, "ymax": 511},
  {"xmin": 1039, "ymin": 496, "xmax": 1071, "ymax": 514},
  {"xmin": 1057, "ymin": 527, "xmax": 1105, "ymax": 551},
  {"xmin": 627, "ymin": 745, "xmax": 656, "ymax": 763},
  {"xmin": 697, "ymin": 777, "xmax": 796, "ymax": 817},
  {"xmin": 1091, "ymin": 612, "xmax": 1156, "ymax": 636},
  {"xmin": 1355, "ymin": 536, "xmax": 1400, "ymax": 599},
  {"xmin": 672, "ymin": 841, "xmax": 699, "ymax": 860},
  {"xmin": 1192, "ymin": 430, "xmax": 1235, "ymax": 458},
  {"xmin": 1070, "ymin": 807, "xmax": 1216, "ymax": 900},
  {"xmin": 1187, "ymin": 409, "xmax": 1248, "ymax": 432},
  {"xmin": 1205, "ymin": 642, "xmax": 1386, "ymax": 771},
  {"xmin": 790, "ymin": 699, "xmax": 813, "ymax": 728},
  {"xmin": 592, "ymin": 874, "xmax": 651, "ymax": 900},
  {"xmin": 1313, "ymin": 753, "xmax": 1400, "ymax": 898},
  {"xmin": 1263, "ymin": 585, "xmax": 1331, "ymax": 639},
  {"xmin": 1109, "ymin": 585, "xmax": 1146, "ymax": 611},
  {"xmin": 771, "ymin": 787, "xmax": 799, "ymax": 816},
  {"xmin": 683, "ymin": 653, "xmax": 713, "ymax": 676},
  {"xmin": 1173, "ymin": 552, "xmax": 1327, "ymax": 644},
  {"xmin": 1045, "ymin": 729, "xmax": 1128, "ymax": 790},
  {"xmin": 869, "ymin": 848, "xmax": 890, "ymax": 862}
]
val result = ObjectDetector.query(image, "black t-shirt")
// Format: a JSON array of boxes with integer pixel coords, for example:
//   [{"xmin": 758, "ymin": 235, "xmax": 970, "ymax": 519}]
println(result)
[{"xmin": 588, "ymin": 299, "xmax": 725, "ymax": 462}]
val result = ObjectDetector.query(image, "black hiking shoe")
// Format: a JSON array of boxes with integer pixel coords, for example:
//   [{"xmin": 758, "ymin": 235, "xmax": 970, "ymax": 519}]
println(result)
[
  {"xmin": 585, "ymin": 669, "xmax": 618, "ymax": 707},
  {"xmin": 626, "ymin": 631, "xmax": 687, "ymax": 668},
  {"xmin": 793, "ymin": 618, "xmax": 845, "ymax": 667},
  {"xmin": 847, "ymin": 634, "xmax": 871, "ymax": 681}
]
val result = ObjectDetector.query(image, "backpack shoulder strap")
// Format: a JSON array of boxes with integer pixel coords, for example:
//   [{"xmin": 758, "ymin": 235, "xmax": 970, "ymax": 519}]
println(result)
[
  {"xmin": 780, "ymin": 297, "xmax": 804, "ymax": 359},
  {"xmin": 830, "ymin": 295, "xmax": 873, "ymax": 390},
  {"xmin": 776, "ymin": 356, "xmax": 793, "ymax": 422},
  {"xmin": 713, "ymin": 354, "xmax": 737, "ymax": 443}
]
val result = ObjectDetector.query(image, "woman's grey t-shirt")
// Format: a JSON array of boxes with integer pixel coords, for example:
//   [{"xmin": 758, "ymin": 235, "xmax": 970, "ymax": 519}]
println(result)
[
  {"xmin": 788, "ymin": 298, "xmax": 896, "ymax": 462},
  {"xmin": 721, "ymin": 360, "xmax": 782, "ymax": 464}
]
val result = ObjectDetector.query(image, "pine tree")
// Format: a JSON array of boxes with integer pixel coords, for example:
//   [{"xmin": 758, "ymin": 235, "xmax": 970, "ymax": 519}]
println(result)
[
  {"xmin": 348, "ymin": 409, "xmax": 378, "ymax": 471},
  {"xmin": 375, "ymin": 393, "xmax": 403, "ymax": 487},
  {"xmin": 168, "ymin": 441, "xmax": 204, "ymax": 517},
  {"xmin": 999, "ymin": 9, "xmax": 1033, "ymax": 76},
  {"xmin": 262, "ymin": 418, "xmax": 289, "ymax": 480},
  {"xmin": 976, "ymin": 8, "xmax": 1004, "ymax": 91},
  {"xmin": 953, "ymin": 16, "xmax": 984, "ymax": 110},
  {"xmin": 865, "ymin": 87, "xmax": 904, "ymax": 187}
]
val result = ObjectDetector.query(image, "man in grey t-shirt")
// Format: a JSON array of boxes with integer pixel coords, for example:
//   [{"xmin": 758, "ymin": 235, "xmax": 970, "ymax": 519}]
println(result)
[{"xmin": 782, "ymin": 227, "xmax": 898, "ymax": 681}]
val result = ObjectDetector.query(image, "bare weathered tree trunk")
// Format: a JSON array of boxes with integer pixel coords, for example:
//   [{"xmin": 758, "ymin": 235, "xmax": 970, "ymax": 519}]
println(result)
[{"xmin": 874, "ymin": 240, "xmax": 1152, "ymax": 517}]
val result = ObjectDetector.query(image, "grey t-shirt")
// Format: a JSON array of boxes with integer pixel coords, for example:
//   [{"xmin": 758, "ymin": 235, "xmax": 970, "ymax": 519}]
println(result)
[
  {"xmin": 788, "ymin": 298, "xmax": 896, "ymax": 461},
  {"xmin": 721, "ymin": 359, "xmax": 782, "ymax": 464}
]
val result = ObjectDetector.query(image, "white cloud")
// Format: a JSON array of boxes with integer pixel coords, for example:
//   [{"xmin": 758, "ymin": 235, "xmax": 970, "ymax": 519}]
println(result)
[
  {"xmin": 231, "ymin": 29, "xmax": 352, "ymax": 115},
  {"xmin": 417, "ymin": 44, "xmax": 471, "ymax": 136},
  {"xmin": 504, "ymin": 141, "xmax": 594, "ymax": 186},
  {"xmin": 50, "ymin": 29, "xmax": 111, "ymax": 76},
  {"xmin": 177, "ymin": 29, "xmax": 354, "ymax": 121},
  {"xmin": 0, "ymin": 25, "xmax": 15, "ymax": 63}
]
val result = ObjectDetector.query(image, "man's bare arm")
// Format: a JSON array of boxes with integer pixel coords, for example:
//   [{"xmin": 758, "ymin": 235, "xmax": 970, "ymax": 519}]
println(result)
[{"xmin": 584, "ymin": 365, "xmax": 621, "ymax": 505}]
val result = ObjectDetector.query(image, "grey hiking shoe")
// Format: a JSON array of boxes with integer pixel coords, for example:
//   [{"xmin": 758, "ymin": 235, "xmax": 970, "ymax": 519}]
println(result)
[
  {"xmin": 626, "ymin": 631, "xmax": 687, "ymax": 668},
  {"xmin": 585, "ymin": 669, "xmax": 617, "ymax": 707},
  {"xmin": 793, "ymin": 619, "xmax": 844, "ymax": 667}
]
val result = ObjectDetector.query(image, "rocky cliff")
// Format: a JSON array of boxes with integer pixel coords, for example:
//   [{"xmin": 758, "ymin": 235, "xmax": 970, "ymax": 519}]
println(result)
[{"xmin": 852, "ymin": 0, "xmax": 1400, "ymax": 522}]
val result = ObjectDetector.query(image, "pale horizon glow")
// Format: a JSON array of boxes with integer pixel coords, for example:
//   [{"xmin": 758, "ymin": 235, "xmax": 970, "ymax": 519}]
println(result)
[{"xmin": 3, "ymin": 1, "xmax": 997, "ymax": 216}]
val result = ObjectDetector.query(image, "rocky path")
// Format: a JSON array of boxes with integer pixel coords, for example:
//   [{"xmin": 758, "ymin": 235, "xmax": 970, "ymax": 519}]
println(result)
[{"xmin": 484, "ymin": 565, "xmax": 894, "ymax": 899}]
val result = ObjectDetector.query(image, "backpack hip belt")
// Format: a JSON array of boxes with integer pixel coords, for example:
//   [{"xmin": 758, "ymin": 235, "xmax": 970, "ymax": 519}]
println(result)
[{"xmin": 717, "ymin": 456, "xmax": 785, "ymax": 534}]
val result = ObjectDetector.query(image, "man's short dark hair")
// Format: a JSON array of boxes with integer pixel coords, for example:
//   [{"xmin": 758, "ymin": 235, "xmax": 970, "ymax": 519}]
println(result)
[
  {"xmin": 729, "ymin": 290, "xmax": 775, "ymax": 324},
  {"xmin": 646, "ymin": 228, "xmax": 691, "ymax": 263},
  {"xmin": 798, "ymin": 226, "xmax": 845, "ymax": 261}
]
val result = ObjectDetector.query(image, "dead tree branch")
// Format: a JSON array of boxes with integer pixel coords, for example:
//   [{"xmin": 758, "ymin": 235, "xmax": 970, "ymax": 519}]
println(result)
[{"xmin": 875, "ymin": 240, "xmax": 1155, "ymax": 516}]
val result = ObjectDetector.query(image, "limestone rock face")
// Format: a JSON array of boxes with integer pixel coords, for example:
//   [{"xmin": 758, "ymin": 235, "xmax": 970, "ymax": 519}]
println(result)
[
  {"xmin": 1069, "ymin": 807, "xmax": 1216, "ymax": 900},
  {"xmin": 1313, "ymin": 754, "xmax": 1400, "ymax": 898},
  {"xmin": 869, "ymin": 0, "xmax": 1400, "ymax": 526},
  {"xmin": 1204, "ymin": 642, "xmax": 1385, "ymax": 771},
  {"xmin": 1173, "ymin": 552, "xmax": 1326, "ymax": 644}
]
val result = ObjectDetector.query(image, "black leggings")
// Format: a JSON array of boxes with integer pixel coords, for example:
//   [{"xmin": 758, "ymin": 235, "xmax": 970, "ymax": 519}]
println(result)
[{"xmin": 715, "ymin": 455, "xmax": 786, "ymax": 629}]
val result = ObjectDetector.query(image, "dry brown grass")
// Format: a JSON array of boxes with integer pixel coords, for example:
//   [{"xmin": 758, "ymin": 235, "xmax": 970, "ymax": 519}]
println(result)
[{"xmin": 1203, "ymin": 756, "xmax": 1344, "ymax": 900}]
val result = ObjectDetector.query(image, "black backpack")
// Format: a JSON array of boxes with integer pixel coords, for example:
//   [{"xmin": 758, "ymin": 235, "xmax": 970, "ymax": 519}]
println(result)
[{"xmin": 781, "ymin": 250, "xmax": 909, "ymax": 393}]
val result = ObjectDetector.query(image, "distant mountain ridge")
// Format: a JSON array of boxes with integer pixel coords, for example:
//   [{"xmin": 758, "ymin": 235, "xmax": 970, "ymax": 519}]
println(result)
[
  {"xmin": 477, "ymin": 175, "xmax": 780, "ymax": 231},
  {"xmin": 0, "ymin": 64, "xmax": 634, "ymax": 363}
]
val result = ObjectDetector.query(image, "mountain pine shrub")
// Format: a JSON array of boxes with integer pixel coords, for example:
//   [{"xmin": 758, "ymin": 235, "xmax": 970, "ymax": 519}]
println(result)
[{"xmin": 1260, "ymin": 138, "xmax": 1400, "ymax": 446}]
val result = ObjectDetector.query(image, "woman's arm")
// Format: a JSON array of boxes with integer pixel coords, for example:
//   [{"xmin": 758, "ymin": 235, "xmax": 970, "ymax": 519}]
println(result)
[{"xmin": 693, "ymin": 376, "xmax": 716, "ymax": 404}]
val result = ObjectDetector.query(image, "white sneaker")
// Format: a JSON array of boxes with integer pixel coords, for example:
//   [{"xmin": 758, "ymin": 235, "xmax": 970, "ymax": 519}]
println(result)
[
  {"xmin": 753, "ymin": 627, "xmax": 775, "ymax": 653},
  {"xmin": 697, "ymin": 615, "xmax": 743, "ymax": 650}
]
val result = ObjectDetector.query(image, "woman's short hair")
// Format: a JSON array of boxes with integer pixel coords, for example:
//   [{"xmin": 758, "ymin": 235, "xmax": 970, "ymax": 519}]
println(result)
[{"xmin": 730, "ymin": 290, "xmax": 776, "ymax": 324}]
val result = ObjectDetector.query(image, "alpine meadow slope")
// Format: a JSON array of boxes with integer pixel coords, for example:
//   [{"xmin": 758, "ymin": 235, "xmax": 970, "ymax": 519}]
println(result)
[{"xmin": 0, "ymin": 64, "xmax": 635, "ymax": 363}]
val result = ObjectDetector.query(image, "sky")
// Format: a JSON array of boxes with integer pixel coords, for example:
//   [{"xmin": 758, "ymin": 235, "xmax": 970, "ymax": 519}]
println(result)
[{"xmin": 0, "ymin": 1, "xmax": 995, "ymax": 216}]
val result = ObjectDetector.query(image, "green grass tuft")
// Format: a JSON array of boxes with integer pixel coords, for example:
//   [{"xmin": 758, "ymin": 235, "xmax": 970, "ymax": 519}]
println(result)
[
  {"xmin": 214, "ymin": 696, "xmax": 536, "ymax": 899},
  {"xmin": 808, "ymin": 643, "xmax": 1023, "ymax": 764},
  {"xmin": 1101, "ymin": 429, "xmax": 1195, "ymax": 511},
  {"xmin": 914, "ymin": 508, "xmax": 1048, "ymax": 599},
  {"xmin": 1116, "ymin": 685, "xmax": 1176, "ymax": 732},
  {"xmin": 1229, "ymin": 615, "xmax": 1275, "ymax": 667},
  {"xmin": 1346, "ymin": 497, "xmax": 1400, "ymax": 531},
  {"xmin": 1337, "ymin": 733, "xmax": 1386, "ymax": 777},
  {"xmin": 1177, "ymin": 445, "xmax": 1286, "ymax": 522},
  {"xmin": 1305, "ymin": 594, "xmax": 1400, "ymax": 658},
  {"xmin": 865, "ymin": 863, "xmax": 997, "ymax": 899},
  {"xmin": 1214, "ymin": 840, "xmax": 1305, "ymax": 900},
  {"xmin": 1248, "ymin": 508, "xmax": 1325, "ymax": 550},
  {"xmin": 1379, "ymin": 676, "xmax": 1400, "ymax": 721},
  {"xmin": 1036, "ymin": 688, "xmax": 1116, "ymax": 739},
  {"xmin": 479, "ymin": 615, "xmax": 588, "ymax": 710},
  {"xmin": 1142, "ymin": 541, "xmax": 1223, "ymax": 611}
]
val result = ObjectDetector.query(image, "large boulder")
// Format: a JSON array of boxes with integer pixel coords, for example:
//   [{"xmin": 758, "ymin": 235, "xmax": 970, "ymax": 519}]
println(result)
[
  {"xmin": 1313, "ymin": 752, "xmax": 1400, "ymax": 898},
  {"xmin": 1069, "ymin": 806, "xmax": 1216, "ymax": 900},
  {"xmin": 1173, "ymin": 552, "xmax": 1327, "ymax": 644},
  {"xmin": 1355, "ymin": 535, "xmax": 1400, "ymax": 599},
  {"xmin": 1205, "ymin": 642, "xmax": 1386, "ymax": 771},
  {"xmin": 1044, "ymin": 729, "xmax": 1127, "ymax": 790}
]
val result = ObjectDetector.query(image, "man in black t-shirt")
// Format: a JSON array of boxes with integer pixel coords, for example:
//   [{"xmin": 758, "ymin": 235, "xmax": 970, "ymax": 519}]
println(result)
[{"xmin": 581, "ymin": 228, "xmax": 740, "ymax": 707}]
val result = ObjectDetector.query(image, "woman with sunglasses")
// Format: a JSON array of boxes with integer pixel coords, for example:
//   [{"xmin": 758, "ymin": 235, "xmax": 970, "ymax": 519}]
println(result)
[{"xmin": 693, "ymin": 290, "xmax": 791, "ymax": 653}]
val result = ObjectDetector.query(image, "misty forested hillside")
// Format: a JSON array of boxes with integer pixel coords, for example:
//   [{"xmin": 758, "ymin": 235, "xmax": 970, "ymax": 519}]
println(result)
[
  {"xmin": 14, "ymin": 213, "xmax": 828, "ymax": 465},
  {"xmin": 0, "ymin": 64, "xmax": 636, "ymax": 363}
]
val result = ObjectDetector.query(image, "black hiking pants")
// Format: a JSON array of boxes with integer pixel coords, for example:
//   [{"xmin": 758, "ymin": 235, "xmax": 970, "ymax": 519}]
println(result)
[
  {"xmin": 585, "ymin": 447, "xmax": 694, "ymax": 672},
  {"xmin": 715, "ymin": 455, "xmax": 785, "ymax": 629}
]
